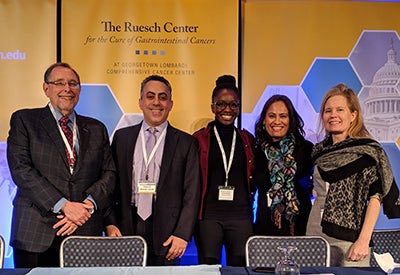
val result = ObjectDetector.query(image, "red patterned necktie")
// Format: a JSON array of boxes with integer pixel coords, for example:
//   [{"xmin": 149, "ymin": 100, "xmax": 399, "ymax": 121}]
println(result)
[{"xmin": 59, "ymin": 116, "xmax": 77, "ymax": 168}]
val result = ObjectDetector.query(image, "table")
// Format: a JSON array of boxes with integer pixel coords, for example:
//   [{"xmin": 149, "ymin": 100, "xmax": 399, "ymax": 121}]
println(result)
[
  {"xmin": 1, "ymin": 266, "xmax": 220, "ymax": 275},
  {"xmin": 223, "ymin": 266, "xmax": 400, "ymax": 275},
  {"xmin": 0, "ymin": 266, "xmax": 398, "ymax": 275}
]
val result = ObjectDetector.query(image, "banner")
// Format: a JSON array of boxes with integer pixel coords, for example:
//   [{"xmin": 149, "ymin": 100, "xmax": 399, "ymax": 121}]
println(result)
[
  {"xmin": 0, "ymin": 0, "xmax": 57, "ymax": 267},
  {"xmin": 0, "ymin": 0, "xmax": 56, "ymax": 141},
  {"xmin": 62, "ymin": 0, "xmax": 239, "ymax": 135},
  {"xmin": 242, "ymin": 0, "xmax": 400, "ymax": 229},
  {"xmin": 242, "ymin": 1, "xmax": 400, "ymax": 115}
]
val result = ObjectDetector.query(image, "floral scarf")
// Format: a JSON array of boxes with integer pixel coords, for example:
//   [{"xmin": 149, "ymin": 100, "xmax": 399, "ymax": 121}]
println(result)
[{"xmin": 264, "ymin": 134, "xmax": 299, "ymax": 235}]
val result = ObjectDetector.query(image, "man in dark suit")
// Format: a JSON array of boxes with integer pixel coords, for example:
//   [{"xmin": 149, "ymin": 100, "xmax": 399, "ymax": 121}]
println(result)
[
  {"xmin": 7, "ymin": 62, "xmax": 119, "ymax": 268},
  {"xmin": 109, "ymin": 75, "xmax": 201, "ymax": 266}
]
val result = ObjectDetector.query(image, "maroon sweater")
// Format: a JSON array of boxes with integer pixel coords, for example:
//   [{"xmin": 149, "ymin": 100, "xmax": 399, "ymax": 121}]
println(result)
[{"xmin": 193, "ymin": 121, "xmax": 255, "ymax": 220}]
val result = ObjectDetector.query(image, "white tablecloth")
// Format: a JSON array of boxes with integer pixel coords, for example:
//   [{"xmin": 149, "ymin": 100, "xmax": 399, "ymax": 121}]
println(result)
[{"xmin": 27, "ymin": 265, "xmax": 221, "ymax": 275}]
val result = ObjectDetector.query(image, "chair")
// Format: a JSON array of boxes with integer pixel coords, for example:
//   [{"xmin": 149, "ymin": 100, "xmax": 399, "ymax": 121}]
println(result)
[
  {"xmin": 370, "ymin": 229, "xmax": 400, "ymax": 267},
  {"xmin": 245, "ymin": 235, "xmax": 330, "ymax": 267},
  {"xmin": 0, "ymin": 235, "xmax": 4, "ymax": 268},
  {"xmin": 60, "ymin": 235, "xmax": 147, "ymax": 267}
]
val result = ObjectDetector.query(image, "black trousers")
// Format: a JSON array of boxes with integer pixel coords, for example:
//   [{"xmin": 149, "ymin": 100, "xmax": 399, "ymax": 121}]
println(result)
[
  {"xmin": 194, "ymin": 218, "xmax": 253, "ymax": 266},
  {"xmin": 13, "ymin": 236, "xmax": 64, "ymax": 268},
  {"xmin": 131, "ymin": 206, "xmax": 179, "ymax": 266}
]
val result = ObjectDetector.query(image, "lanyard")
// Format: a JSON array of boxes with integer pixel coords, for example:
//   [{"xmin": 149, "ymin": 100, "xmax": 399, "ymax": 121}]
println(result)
[
  {"xmin": 140, "ymin": 126, "xmax": 167, "ymax": 179},
  {"xmin": 214, "ymin": 126, "xmax": 236, "ymax": 187},
  {"xmin": 57, "ymin": 118, "xmax": 77, "ymax": 174}
]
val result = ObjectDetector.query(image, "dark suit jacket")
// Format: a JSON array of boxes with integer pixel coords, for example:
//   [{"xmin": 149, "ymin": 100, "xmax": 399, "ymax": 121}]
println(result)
[
  {"xmin": 252, "ymin": 138, "xmax": 313, "ymax": 236},
  {"xmin": 7, "ymin": 106, "xmax": 116, "ymax": 253},
  {"xmin": 109, "ymin": 122, "xmax": 201, "ymax": 256}
]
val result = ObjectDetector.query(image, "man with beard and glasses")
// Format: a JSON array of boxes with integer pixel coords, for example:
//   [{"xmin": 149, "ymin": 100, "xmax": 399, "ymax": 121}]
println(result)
[{"xmin": 7, "ymin": 62, "xmax": 119, "ymax": 268}]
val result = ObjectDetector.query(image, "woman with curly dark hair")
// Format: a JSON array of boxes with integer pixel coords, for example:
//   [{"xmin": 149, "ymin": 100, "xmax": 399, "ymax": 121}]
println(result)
[{"xmin": 252, "ymin": 94, "xmax": 313, "ymax": 236}]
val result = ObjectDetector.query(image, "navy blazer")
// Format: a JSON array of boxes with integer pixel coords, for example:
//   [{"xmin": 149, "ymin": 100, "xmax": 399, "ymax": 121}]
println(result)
[
  {"xmin": 110, "ymin": 122, "xmax": 201, "ymax": 256},
  {"xmin": 7, "ymin": 105, "xmax": 116, "ymax": 253}
]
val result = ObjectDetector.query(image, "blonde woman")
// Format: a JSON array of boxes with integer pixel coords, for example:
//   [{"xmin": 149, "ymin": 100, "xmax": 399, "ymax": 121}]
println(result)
[{"xmin": 307, "ymin": 83, "xmax": 400, "ymax": 266}]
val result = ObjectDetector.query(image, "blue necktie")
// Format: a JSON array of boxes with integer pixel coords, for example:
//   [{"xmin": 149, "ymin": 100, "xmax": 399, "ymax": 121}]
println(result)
[{"xmin": 138, "ymin": 127, "xmax": 158, "ymax": 220}]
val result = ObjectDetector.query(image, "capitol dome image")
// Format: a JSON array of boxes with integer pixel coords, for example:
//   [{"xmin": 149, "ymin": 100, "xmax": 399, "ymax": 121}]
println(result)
[{"xmin": 363, "ymin": 40, "xmax": 400, "ymax": 142}]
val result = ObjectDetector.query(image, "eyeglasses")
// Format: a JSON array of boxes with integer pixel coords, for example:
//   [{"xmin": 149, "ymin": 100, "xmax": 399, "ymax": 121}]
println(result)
[
  {"xmin": 213, "ymin": 101, "xmax": 240, "ymax": 110},
  {"xmin": 46, "ymin": 80, "xmax": 80, "ymax": 89}
]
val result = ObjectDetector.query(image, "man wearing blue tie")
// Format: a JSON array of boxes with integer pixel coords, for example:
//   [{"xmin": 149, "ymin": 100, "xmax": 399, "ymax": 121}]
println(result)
[{"xmin": 7, "ymin": 62, "xmax": 119, "ymax": 268}]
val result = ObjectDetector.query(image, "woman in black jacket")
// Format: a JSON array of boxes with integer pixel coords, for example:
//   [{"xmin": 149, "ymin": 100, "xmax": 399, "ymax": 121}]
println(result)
[{"xmin": 252, "ymin": 95, "xmax": 313, "ymax": 236}]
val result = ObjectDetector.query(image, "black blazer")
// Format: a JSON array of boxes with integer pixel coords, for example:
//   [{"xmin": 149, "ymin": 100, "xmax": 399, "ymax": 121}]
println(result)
[
  {"xmin": 7, "ymin": 106, "xmax": 116, "ymax": 252},
  {"xmin": 252, "ymin": 138, "xmax": 313, "ymax": 236},
  {"xmin": 110, "ymin": 122, "xmax": 201, "ymax": 256}
]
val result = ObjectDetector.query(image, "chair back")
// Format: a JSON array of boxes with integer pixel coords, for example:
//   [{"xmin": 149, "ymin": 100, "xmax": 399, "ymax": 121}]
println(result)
[
  {"xmin": 0, "ymin": 235, "xmax": 4, "ymax": 268},
  {"xmin": 60, "ymin": 235, "xmax": 147, "ymax": 267},
  {"xmin": 370, "ymin": 229, "xmax": 400, "ymax": 267},
  {"xmin": 246, "ymin": 235, "xmax": 330, "ymax": 267}
]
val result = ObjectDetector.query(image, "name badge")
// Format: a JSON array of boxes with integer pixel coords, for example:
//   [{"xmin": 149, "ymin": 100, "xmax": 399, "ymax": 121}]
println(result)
[
  {"xmin": 138, "ymin": 181, "xmax": 156, "ymax": 194},
  {"xmin": 218, "ymin": 186, "xmax": 235, "ymax": 201}
]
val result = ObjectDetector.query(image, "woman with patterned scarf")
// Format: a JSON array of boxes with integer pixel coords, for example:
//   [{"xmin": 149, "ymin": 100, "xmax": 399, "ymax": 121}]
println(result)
[
  {"xmin": 253, "ymin": 95, "xmax": 313, "ymax": 236},
  {"xmin": 306, "ymin": 83, "xmax": 400, "ymax": 267}
]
